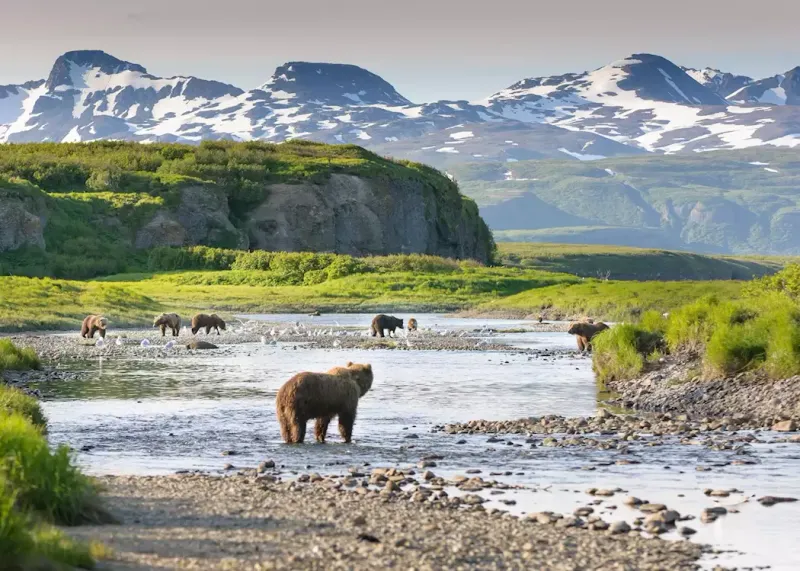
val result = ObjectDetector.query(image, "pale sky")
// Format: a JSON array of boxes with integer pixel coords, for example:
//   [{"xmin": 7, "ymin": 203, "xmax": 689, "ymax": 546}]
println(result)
[{"xmin": 3, "ymin": 0, "xmax": 799, "ymax": 102}]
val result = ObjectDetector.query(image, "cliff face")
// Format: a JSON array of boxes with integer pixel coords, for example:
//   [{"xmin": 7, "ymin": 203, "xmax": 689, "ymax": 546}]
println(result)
[
  {"xmin": 0, "ymin": 171, "xmax": 493, "ymax": 265},
  {"xmin": 245, "ymin": 174, "xmax": 491, "ymax": 261}
]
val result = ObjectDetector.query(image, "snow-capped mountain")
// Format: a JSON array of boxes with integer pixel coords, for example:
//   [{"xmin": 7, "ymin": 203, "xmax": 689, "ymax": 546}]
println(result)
[
  {"xmin": 681, "ymin": 67, "xmax": 753, "ymax": 98},
  {"xmin": 726, "ymin": 67, "xmax": 800, "ymax": 105},
  {"xmin": 1, "ymin": 50, "xmax": 800, "ymax": 164},
  {"xmin": 486, "ymin": 54, "xmax": 800, "ymax": 154}
]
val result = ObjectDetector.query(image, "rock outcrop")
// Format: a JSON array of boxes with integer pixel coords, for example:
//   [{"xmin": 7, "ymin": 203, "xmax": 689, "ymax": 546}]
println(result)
[{"xmin": 246, "ymin": 174, "xmax": 489, "ymax": 261}]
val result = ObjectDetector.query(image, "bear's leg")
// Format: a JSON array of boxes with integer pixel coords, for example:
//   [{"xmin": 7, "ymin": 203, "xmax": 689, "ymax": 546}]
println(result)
[
  {"xmin": 378, "ymin": 328, "xmax": 385, "ymax": 338},
  {"xmin": 205, "ymin": 326, "xmax": 211, "ymax": 335},
  {"xmin": 88, "ymin": 326, "xmax": 96, "ymax": 339},
  {"xmin": 314, "ymin": 416, "xmax": 332, "ymax": 443},
  {"xmin": 291, "ymin": 414, "xmax": 307, "ymax": 443},
  {"xmin": 277, "ymin": 409, "xmax": 293, "ymax": 443},
  {"xmin": 576, "ymin": 336, "xmax": 585, "ymax": 352},
  {"xmin": 215, "ymin": 326, "xmax": 220, "ymax": 335},
  {"xmin": 160, "ymin": 324, "xmax": 166, "ymax": 337},
  {"xmin": 389, "ymin": 326, "xmax": 395, "ymax": 338},
  {"xmin": 99, "ymin": 329, "xmax": 106, "ymax": 339},
  {"xmin": 173, "ymin": 326, "xmax": 179, "ymax": 337},
  {"xmin": 338, "ymin": 410, "xmax": 356, "ymax": 443}
]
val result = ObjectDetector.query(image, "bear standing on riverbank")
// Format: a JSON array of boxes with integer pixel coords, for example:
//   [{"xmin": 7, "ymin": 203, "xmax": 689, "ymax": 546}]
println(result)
[
  {"xmin": 568, "ymin": 321, "xmax": 609, "ymax": 352},
  {"xmin": 191, "ymin": 313, "xmax": 226, "ymax": 335},
  {"xmin": 80, "ymin": 315, "xmax": 108, "ymax": 339},
  {"xmin": 154, "ymin": 313, "xmax": 181, "ymax": 337},
  {"xmin": 370, "ymin": 314, "xmax": 403, "ymax": 338},
  {"xmin": 407, "ymin": 317, "xmax": 418, "ymax": 331},
  {"xmin": 276, "ymin": 362, "xmax": 373, "ymax": 444}
]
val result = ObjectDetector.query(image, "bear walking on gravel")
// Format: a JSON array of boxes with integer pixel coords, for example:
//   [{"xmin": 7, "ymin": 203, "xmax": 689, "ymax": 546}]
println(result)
[
  {"xmin": 191, "ymin": 313, "xmax": 226, "ymax": 335},
  {"xmin": 80, "ymin": 315, "xmax": 108, "ymax": 339},
  {"xmin": 275, "ymin": 362, "xmax": 373, "ymax": 444},
  {"xmin": 154, "ymin": 313, "xmax": 181, "ymax": 337},
  {"xmin": 567, "ymin": 321, "xmax": 610, "ymax": 352},
  {"xmin": 407, "ymin": 317, "xmax": 418, "ymax": 331},
  {"xmin": 370, "ymin": 314, "xmax": 403, "ymax": 338}
]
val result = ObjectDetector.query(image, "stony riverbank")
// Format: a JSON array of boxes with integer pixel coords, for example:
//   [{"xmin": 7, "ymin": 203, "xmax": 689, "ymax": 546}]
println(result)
[
  {"xmin": 67, "ymin": 474, "xmax": 706, "ymax": 571},
  {"xmin": 602, "ymin": 355, "xmax": 800, "ymax": 428}
]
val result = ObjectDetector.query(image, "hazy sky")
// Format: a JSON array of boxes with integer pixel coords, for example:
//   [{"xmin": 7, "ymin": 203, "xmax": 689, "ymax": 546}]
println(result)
[{"xmin": 3, "ymin": 0, "xmax": 799, "ymax": 102}]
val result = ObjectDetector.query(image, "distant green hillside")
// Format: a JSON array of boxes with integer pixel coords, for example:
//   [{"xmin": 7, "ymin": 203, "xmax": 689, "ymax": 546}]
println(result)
[
  {"xmin": 451, "ymin": 148, "xmax": 800, "ymax": 255},
  {"xmin": 497, "ymin": 242, "xmax": 787, "ymax": 281}
]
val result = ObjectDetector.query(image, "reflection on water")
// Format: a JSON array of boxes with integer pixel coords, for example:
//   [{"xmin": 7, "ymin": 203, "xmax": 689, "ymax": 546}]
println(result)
[{"xmin": 30, "ymin": 317, "xmax": 800, "ymax": 570}]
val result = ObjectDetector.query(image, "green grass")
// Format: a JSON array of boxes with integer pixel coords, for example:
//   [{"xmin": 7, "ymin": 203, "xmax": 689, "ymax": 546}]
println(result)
[
  {"xmin": 593, "ymin": 280, "xmax": 800, "ymax": 382},
  {"xmin": 0, "ymin": 414, "xmax": 110, "ymax": 526},
  {"xmin": 474, "ymin": 279, "xmax": 744, "ymax": 321},
  {"xmin": 497, "ymin": 242, "xmax": 785, "ymax": 281},
  {"xmin": 0, "ymin": 386, "xmax": 46, "ymax": 431},
  {"xmin": 0, "ymin": 339, "xmax": 41, "ymax": 372}
]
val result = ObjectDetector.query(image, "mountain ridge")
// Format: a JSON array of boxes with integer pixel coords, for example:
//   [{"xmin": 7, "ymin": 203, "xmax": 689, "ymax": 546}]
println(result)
[{"xmin": 1, "ymin": 49, "xmax": 799, "ymax": 161}]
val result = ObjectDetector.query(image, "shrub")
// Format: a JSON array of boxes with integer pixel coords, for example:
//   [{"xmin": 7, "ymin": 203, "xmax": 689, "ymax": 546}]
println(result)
[
  {"xmin": 765, "ymin": 311, "xmax": 800, "ymax": 379},
  {"xmin": 639, "ymin": 310, "xmax": 668, "ymax": 334},
  {"xmin": 664, "ymin": 296, "xmax": 722, "ymax": 352},
  {"xmin": 744, "ymin": 263, "xmax": 800, "ymax": 300},
  {"xmin": 365, "ymin": 254, "xmax": 461, "ymax": 274},
  {"xmin": 0, "ymin": 386, "xmax": 46, "ymax": 431},
  {"xmin": 592, "ymin": 324, "xmax": 664, "ymax": 382},
  {"xmin": 147, "ymin": 246, "xmax": 238, "ymax": 271},
  {"xmin": 0, "ymin": 340, "xmax": 40, "ymax": 372},
  {"xmin": 0, "ymin": 414, "xmax": 110, "ymax": 525},
  {"xmin": 704, "ymin": 323, "xmax": 769, "ymax": 377}
]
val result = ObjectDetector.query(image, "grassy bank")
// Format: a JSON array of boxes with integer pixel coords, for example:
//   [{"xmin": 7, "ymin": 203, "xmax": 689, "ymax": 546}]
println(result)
[
  {"xmin": 472, "ymin": 279, "xmax": 744, "ymax": 322},
  {"xmin": 0, "ymin": 343, "xmax": 109, "ymax": 569},
  {"xmin": 592, "ymin": 264, "xmax": 800, "ymax": 382},
  {"xmin": 497, "ymin": 242, "xmax": 785, "ymax": 281}
]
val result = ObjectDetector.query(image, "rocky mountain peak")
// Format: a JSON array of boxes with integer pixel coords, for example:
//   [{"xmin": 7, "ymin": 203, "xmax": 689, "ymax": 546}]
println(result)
[
  {"xmin": 46, "ymin": 50, "xmax": 148, "ymax": 90},
  {"xmin": 259, "ymin": 61, "xmax": 412, "ymax": 106}
]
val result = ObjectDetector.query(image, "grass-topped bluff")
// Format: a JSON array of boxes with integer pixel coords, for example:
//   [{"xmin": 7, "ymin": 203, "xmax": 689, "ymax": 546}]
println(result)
[{"xmin": 0, "ymin": 140, "xmax": 493, "ymax": 279}]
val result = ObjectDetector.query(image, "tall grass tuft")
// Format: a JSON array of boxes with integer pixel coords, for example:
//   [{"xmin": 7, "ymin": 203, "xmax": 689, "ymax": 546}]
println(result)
[
  {"xmin": 0, "ymin": 339, "xmax": 40, "ymax": 372},
  {"xmin": 0, "ymin": 414, "xmax": 112, "ymax": 525},
  {"xmin": 592, "ymin": 324, "xmax": 664, "ymax": 382},
  {"xmin": 0, "ymin": 386, "xmax": 46, "ymax": 430}
]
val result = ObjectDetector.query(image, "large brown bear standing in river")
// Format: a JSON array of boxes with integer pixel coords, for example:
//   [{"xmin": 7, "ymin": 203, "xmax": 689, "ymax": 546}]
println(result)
[
  {"xmin": 567, "ymin": 321, "xmax": 610, "ymax": 352},
  {"xmin": 275, "ymin": 362, "xmax": 374, "ymax": 444},
  {"xmin": 154, "ymin": 313, "xmax": 181, "ymax": 337},
  {"xmin": 191, "ymin": 313, "xmax": 226, "ymax": 335},
  {"xmin": 80, "ymin": 315, "xmax": 108, "ymax": 339},
  {"xmin": 370, "ymin": 314, "xmax": 403, "ymax": 338}
]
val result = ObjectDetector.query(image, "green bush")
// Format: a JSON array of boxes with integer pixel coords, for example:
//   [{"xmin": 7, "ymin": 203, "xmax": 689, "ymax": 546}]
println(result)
[
  {"xmin": 592, "ymin": 324, "xmax": 664, "ymax": 382},
  {"xmin": 0, "ymin": 414, "xmax": 109, "ymax": 525},
  {"xmin": 744, "ymin": 263, "xmax": 800, "ymax": 299},
  {"xmin": 365, "ymin": 254, "xmax": 461, "ymax": 274},
  {"xmin": 0, "ymin": 386, "xmax": 46, "ymax": 431},
  {"xmin": 0, "ymin": 340, "xmax": 40, "ymax": 372},
  {"xmin": 147, "ymin": 246, "xmax": 238, "ymax": 271},
  {"xmin": 704, "ymin": 322, "xmax": 769, "ymax": 377},
  {"xmin": 765, "ymin": 311, "xmax": 800, "ymax": 378}
]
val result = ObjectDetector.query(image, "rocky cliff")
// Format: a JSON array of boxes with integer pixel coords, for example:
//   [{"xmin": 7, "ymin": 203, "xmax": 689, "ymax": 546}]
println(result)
[{"xmin": 0, "ymin": 142, "xmax": 494, "ymax": 276}]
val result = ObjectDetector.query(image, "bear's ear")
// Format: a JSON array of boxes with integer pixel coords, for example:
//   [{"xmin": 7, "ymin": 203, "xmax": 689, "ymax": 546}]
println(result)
[
  {"xmin": 366, "ymin": 364, "xmax": 372, "ymax": 370},
  {"xmin": 347, "ymin": 361, "xmax": 353, "ymax": 367}
]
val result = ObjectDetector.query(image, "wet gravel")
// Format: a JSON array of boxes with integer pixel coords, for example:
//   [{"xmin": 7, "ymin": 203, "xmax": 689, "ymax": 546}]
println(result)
[{"xmin": 66, "ymin": 474, "xmax": 706, "ymax": 571}]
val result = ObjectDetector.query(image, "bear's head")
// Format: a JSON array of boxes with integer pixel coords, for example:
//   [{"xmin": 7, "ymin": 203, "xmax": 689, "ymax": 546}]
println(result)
[
  {"xmin": 567, "ymin": 321, "xmax": 591, "ymax": 336},
  {"xmin": 395, "ymin": 317, "xmax": 404, "ymax": 329},
  {"xmin": 345, "ymin": 361, "xmax": 373, "ymax": 397},
  {"xmin": 212, "ymin": 314, "xmax": 226, "ymax": 330},
  {"xmin": 153, "ymin": 314, "xmax": 166, "ymax": 327},
  {"xmin": 97, "ymin": 317, "xmax": 108, "ymax": 329}
]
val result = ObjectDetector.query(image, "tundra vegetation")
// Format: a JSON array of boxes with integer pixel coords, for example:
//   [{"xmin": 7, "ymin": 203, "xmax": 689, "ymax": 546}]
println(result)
[
  {"xmin": 0, "ymin": 343, "xmax": 108, "ymax": 569},
  {"xmin": 592, "ymin": 264, "xmax": 800, "ymax": 383}
]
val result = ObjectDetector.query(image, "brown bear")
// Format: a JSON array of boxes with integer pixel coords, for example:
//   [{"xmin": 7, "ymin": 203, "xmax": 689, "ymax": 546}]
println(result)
[
  {"xmin": 186, "ymin": 340, "xmax": 218, "ymax": 350},
  {"xmin": 80, "ymin": 315, "xmax": 108, "ymax": 339},
  {"xmin": 275, "ymin": 362, "xmax": 373, "ymax": 444},
  {"xmin": 191, "ymin": 313, "xmax": 226, "ymax": 335},
  {"xmin": 154, "ymin": 313, "xmax": 181, "ymax": 337},
  {"xmin": 567, "ymin": 321, "xmax": 610, "ymax": 352},
  {"xmin": 370, "ymin": 314, "xmax": 403, "ymax": 338},
  {"xmin": 407, "ymin": 317, "xmax": 418, "ymax": 331}
]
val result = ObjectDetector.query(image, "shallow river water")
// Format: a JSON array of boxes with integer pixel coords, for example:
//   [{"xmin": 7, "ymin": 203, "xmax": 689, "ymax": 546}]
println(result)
[{"xmin": 30, "ymin": 314, "xmax": 800, "ymax": 570}]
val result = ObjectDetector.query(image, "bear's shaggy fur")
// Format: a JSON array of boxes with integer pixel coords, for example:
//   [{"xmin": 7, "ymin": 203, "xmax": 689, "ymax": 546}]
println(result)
[
  {"xmin": 370, "ymin": 314, "xmax": 403, "ymax": 338},
  {"xmin": 276, "ymin": 362, "xmax": 373, "ymax": 444},
  {"xmin": 80, "ymin": 315, "xmax": 108, "ymax": 339},
  {"xmin": 407, "ymin": 317, "xmax": 418, "ymax": 331},
  {"xmin": 154, "ymin": 313, "xmax": 181, "ymax": 337},
  {"xmin": 567, "ymin": 321, "xmax": 610, "ymax": 352},
  {"xmin": 191, "ymin": 313, "xmax": 226, "ymax": 335}
]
